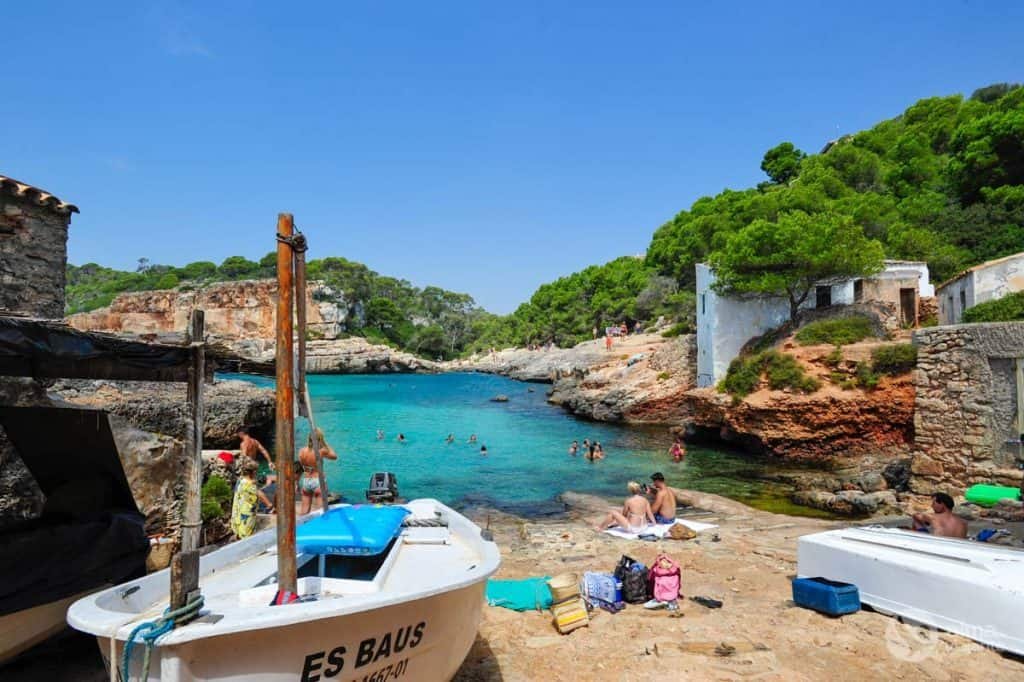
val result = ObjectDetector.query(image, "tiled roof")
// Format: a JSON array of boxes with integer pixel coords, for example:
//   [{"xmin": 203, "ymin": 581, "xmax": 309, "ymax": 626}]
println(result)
[
  {"xmin": 0, "ymin": 174, "xmax": 79, "ymax": 215},
  {"xmin": 935, "ymin": 250, "xmax": 1024, "ymax": 291}
]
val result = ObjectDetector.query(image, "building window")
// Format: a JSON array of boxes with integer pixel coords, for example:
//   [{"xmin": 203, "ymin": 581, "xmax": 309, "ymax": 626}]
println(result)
[
  {"xmin": 816, "ymin": 286, "xmax": 832, "ymax": 308},
  {"xmin": 853, "ymin": 279, "xmax": 863, "ymax": 303},
  {"xmin": 701, "ymin": 294, "xmax": 706, "ymax": 315},
  {"xmin": 960, "ymin": 290, "xmax": 967, "ymax": 313}
]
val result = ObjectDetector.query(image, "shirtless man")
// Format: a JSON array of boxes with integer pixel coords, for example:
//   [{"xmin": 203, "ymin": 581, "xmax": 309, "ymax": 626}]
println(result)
[
  {"xmin": 594, "ymin": 482, "xmax": 655, "ymax": 531},
  {"xmin": 298, "ymin": 428, "xmax": 338, "ymax": 514},
  {"xmin": 910, "ymin": 492, "xmax": 967, "ymax": 538},
  {"xmin": 649, "ymin": 472, "xmax": 677, "ymax": 524},
  {"xmin": 237, "ymin": 427, "xmax": 275, "ymax": 484}
]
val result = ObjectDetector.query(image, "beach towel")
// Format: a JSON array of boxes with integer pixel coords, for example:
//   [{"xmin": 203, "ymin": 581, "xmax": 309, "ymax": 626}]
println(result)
[
  {"xmin": 602, "ymin": 520, "xmax": 717, "ymax": 541},
  {"xmin": 486, "ymin": 577, "xmax": 552, "ymax": 611}
]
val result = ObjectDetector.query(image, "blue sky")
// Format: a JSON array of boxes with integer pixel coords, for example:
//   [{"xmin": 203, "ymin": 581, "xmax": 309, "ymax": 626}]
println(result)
[{"xmin": 4, "ymin": 2, "xmax": 1022, "ymax": 313}]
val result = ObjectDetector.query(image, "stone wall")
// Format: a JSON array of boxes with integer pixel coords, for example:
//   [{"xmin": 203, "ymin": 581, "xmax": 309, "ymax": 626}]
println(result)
[
  {"xmin": 911, "ymin": 322, "xmax": 1024, "ymax": 495},
  {"xmin": 0, "ymin": 194, "xmax": 71, "ymax": 319}
]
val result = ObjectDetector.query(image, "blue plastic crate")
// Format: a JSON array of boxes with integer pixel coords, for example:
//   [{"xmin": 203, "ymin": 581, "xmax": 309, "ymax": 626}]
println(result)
[{"xmin": 792, "ymin": 577, "xmax": 860, "ymax": 616}]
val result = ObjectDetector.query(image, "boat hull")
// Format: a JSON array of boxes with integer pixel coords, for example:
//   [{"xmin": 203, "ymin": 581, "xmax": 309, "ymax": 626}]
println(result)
[
  {"xmin": 0, "ymin": 591, "xmax": 94, "ymax": 664},
  {"xmin": 102, "ymin": 581, "xmax": 484, "ymax": 681},
  {"xmin": 798, "ymin": 527, "xmax": 1024, "ymax": 655}
]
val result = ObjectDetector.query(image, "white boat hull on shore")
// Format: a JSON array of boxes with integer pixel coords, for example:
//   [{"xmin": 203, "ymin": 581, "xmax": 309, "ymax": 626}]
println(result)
[
  {"xmin": 69, "ymin": 500, "xmax": 500, "ymax": 682},
  {"xmin": 798, "ymin": 527, "xmax": 1024, "ymax": 655}
]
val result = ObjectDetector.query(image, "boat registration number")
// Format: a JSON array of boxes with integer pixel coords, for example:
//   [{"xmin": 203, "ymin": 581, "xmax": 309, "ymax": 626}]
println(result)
[{"xmin": 300, "ymin": 622, "xmax": 425, "ymax": 682}]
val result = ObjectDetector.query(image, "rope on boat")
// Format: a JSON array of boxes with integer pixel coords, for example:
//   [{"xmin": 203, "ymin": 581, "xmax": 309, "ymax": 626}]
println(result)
[{"xmin": 120, "ymin": 594, "xmax": 204, "ymax": 682}]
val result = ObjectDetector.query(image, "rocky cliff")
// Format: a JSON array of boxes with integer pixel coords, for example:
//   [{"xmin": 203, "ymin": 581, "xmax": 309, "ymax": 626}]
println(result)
[
  {"xmin": 449, "ymin": 333, "xmax": 697, "ymax": 424},
  {"xmin": 67, "ymin": 280, "xmax": 437, "ymax": 374}
]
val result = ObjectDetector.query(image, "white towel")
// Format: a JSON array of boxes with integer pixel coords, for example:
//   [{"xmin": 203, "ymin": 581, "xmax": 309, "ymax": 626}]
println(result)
[{"xmin": 603, "ymin": 519, "xmax": 717, "ymax": 541}]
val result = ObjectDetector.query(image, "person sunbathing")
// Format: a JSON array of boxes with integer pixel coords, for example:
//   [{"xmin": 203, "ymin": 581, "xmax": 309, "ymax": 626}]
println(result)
[
  {"xmin": 910, "ymin": 492, "xmax": 967, "ymax": 538},
  {"xmin": 595, "ymin": 482, "xmax": 655, "ymax": 532}
]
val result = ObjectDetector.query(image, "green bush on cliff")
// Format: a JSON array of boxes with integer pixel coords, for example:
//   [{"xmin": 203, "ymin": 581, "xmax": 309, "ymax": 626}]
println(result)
[
  {"xmin": 962, "ymin": 291, "xmax": 1024, "ymax": 323},
  {"xmin": 795, "ymin": 316, "xmax": 874, "ymax": 346},
  {"xmin": 201, "ymin": 475, "xmax": 233, "ymax": 522},
  {"xmin": 871, "ymin": 343, "xmax": 918, "ymax": 375},
  {"xmin": 720, "ymin": 350, "xmax": 820, "ymax": 399}
]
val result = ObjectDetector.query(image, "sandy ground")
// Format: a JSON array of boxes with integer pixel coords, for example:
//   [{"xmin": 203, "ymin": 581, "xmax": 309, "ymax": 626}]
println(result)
[
  {"xmin": 452, "ymin": 493, "xmax": 1024, "ymax": 682},
  {"xmin": 6, "ymin": 492, "xmax": 1023, "ymax": 682}
]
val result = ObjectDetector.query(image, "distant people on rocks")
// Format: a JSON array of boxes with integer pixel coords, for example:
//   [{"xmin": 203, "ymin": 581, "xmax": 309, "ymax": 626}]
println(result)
[
  {"xmin": 592, "ymin": 326, "xmax": 599, "ymax": 339},
  {"xmin": 648, "ymin": 472, "xmax": 677, "ymax": 524},
  {"xmin": 594, "ymin": 481, "xmax": 655, "ymax": 532},
  {"xmin": 231, "ymin": 458, "xmax": 274, "ymax": 539},
  {"xmin": 910, "ymin": 492, "xmax": 967, "ymax": 538},
  {"xmin": 298, "ymin": 428, "xmax": 337, "ymax": 515},
  {"xmin": 237, "ymin": 426, "xmax": 275, "ymax": 485},
  {"xmin": 605, "ymin": 334, "xmax": 613, "ymax": 351},
  {"xmin": 568, "ymin": 440, "xmax": 579, "ymax": 456}
]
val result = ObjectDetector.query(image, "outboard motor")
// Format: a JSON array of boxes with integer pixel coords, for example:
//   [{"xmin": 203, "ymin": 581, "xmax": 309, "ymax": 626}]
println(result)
[{"xmin": 366, "ymin": 472, "xmax": 399, "ymax": 503}]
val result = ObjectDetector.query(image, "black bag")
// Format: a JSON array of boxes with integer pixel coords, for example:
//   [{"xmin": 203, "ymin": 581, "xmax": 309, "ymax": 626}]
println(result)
[{"xmin": 614, "ymin": 554, "xmax": 650, "ymax": 604}]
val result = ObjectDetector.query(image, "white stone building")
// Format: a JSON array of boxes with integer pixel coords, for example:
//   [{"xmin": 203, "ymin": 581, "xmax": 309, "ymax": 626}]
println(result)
[
  {"xmin": 696, "ymin": 261, "xmax": 933, "ymax": 387},
  {"xmin": 936, "ymin": 251, "xmax": 1024, "ymax": 325}
]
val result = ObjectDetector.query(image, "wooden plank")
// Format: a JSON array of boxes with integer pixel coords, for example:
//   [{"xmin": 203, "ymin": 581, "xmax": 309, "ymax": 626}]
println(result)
[
  {"xmin": 295, "ymin": 246, "xmax": 308, "ymax": 408},
  {"xmin": 169, "ymin": 550, "xmax": 200, "ymax": 611},
  {"xmin": 180, "ymin": 310, "xmax": 205, "ymax": 553},
  {"xmin": 275, "ymin": 213, "xmax": 298, "ymax": 595}
]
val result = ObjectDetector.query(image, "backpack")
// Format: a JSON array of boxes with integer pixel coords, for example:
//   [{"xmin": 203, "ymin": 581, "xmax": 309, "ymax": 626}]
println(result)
[
  {"xmin": 614, "ymin": 555, "xmax": 650, "ymax": 604},
  {"xmin": 648, "ymin": 554, "xmax": 682, "ymax": 603}
]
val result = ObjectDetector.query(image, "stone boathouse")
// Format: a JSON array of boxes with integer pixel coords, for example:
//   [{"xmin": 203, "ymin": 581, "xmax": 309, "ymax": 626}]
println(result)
[{"xmin": 0, "ymin": 174, "xmax": 78, "ymax": 319}]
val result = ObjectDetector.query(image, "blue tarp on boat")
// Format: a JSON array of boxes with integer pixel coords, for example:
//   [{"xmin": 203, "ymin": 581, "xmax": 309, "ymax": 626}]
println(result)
[{"xmin": 297, "ymin": 505, "xmax": 410, "ymax": 556}]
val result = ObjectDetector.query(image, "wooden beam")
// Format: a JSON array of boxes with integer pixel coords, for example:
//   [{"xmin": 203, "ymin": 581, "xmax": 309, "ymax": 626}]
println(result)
[
  {"xmin": 275, "ymin": 213, "xmax": 298, "ymax": 595},
  {"xmin": 295, "ymin": 246, "xmax": 308, "ymax": 407},
  {"xmin": 169, "ymin": 550, "xmax": 200, "ymax": 612},
  {"xmin": 181, "ymin": 309, "xmax": 205, "ymax": 554}
]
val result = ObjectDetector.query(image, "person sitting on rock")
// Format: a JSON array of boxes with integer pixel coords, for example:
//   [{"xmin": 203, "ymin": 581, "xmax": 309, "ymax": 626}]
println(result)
[
  {"xmin": 910, "ymin": 492, "xmax": 967, "ymax": 538},
  {"xmin": 594, "ymin": 481, "xmax": 655, "ymax": 532},
  {"xmin": 649, "ymin": 472, "xmax": 677, "ymax": 524}
]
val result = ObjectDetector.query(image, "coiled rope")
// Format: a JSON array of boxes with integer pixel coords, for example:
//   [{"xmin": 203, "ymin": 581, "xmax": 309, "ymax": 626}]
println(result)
[{"xmin": 120, "ymin": 594, "xmax": 204, "ymax": 682}]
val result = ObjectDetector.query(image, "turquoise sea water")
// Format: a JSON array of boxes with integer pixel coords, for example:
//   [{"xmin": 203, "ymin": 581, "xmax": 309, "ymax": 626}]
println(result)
[{"xmin": 225, "ymin": 372, "xmax": 827, "ymax": 518}]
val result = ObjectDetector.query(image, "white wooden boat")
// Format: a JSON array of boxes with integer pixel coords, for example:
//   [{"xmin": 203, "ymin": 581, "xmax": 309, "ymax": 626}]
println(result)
[
  {"xmin": 69, "ymin": 499, "xmax": 500, "ymax": 681},
  {"xmin": 798, "ymin": 527, "xmax": 1024, "ymax": 655}
]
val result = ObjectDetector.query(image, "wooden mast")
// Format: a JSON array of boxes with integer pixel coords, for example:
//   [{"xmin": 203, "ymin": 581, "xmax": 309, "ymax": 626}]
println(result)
[
  {"xmin": 275, "ymin": 213, "xmax": 298, "ymax": 596},
  {"xmin": 293, "ymin": 245, "xmax": 330, "ymax": 512}
]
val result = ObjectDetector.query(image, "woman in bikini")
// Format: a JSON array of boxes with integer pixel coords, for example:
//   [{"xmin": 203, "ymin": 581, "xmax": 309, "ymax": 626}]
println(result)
[
  {"xmin": 594, "ymin": 482, "xmax": 655, "ymax": 532},
  {"xmin": 298, "ymin": 428, "xmax": 337, "ymax": 514}
]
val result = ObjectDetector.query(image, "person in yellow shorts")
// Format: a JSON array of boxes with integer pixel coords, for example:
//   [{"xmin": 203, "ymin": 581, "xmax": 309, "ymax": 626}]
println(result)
[{"xmin": 231, "ymin": 458, "xmax": 274, "ymax": 539}]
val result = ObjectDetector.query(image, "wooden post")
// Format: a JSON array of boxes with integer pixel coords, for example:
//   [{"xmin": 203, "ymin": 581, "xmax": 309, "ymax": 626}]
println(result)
[
  {"xmin": 275, "ymin": 213, "xmax": 298, "ymax": 595},
  {"xmin": 181, "ymin": 309, "xmax": 205, "ymax": 552},
  {"xmin": 174, "ymin": 308, "xmax": 204, "ymax": 609},
  {"xmin": 294, "ymin": 245, "xmax": 330, "ymax": 511},
  {"xmin": 295, "ymin": 245, "xmax": 308, "ymax": 406}
]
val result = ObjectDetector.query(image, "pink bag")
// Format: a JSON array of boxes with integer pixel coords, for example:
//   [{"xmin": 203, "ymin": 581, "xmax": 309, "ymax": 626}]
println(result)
[{"xmin": 649, "ymin": 554, "xmax": 681, "ymax": 602}]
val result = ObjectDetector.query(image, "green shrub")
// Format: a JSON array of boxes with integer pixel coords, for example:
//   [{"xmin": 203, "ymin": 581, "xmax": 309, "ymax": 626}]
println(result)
[
  {"xmin": 962, "ymin": 291, "xmax": 1024, "ymax": 323},
  {"xmin": 719, "ymin": 350, "xmax": 820, "ymax": 398},
  {"xmin": 824, "ymin": 346, "xmax": 843, "ymax": 367},
  {"xmin": 919, "ymin": 313, "xmax": 938, "ymax": 327},
  {"xmin": 795, "ymin": 316, "xmax": 874, "ymax": 346},
  {"xmin": 871, "ymin": 343, "xmax": 918, "ymax": 375},
  {"xmin": 828, "ymin": 371, "xmax": 847, "ymax": 384},
  {"xmin": 657, "ymin": 371, "xmax": 671, "ymax": 381},
  {"xmin": 855, "ymin": 362, "xmax": 880, "ymax": 389},
  {"xmin": 661, "ymin": 322, "xmax": 693, "ymax": 338},
  {"xmin": 201, "ymin": 475, "xmax": 233, "ymax": 522}
]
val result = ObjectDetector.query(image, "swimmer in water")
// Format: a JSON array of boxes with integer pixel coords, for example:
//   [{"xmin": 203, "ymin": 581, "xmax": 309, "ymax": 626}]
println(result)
[
  {"xmin": 593, "ymin": 442, "xmax": 605, "ymax": 460},
  {"xmin": 445, "ymin": 433, "xmax": 455, "ymax": 444},
  {"xmin": 480, "ymin": 444, "xmax": 488, "ymax": 456},
  {"xmin": 397, "ymin": 433, "xmax": 406, "ymax": 443},
  {"xmin": 569, "ymin": 440, "xmax": 579, "ymax": 456},
  {"xmin": 468, "ymin": 434, "xmax": 477, "ymax": 444},
  {"xmin": 376, "ymin": 429, "xmax": 384, "ymax": 440}
]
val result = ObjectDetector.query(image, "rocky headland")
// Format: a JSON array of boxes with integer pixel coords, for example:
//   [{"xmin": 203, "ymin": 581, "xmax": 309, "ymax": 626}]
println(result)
[{"xmin": 67, "ymin": 280, "xmax": 438, "ymax": 375}]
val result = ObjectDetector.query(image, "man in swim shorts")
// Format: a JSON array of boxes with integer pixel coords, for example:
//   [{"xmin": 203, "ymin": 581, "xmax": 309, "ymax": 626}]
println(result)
[
  {"xmin": 649, "ymin": 472, "xmax": 677, "ymax": 524},
  {"xmin": 238, "ymin": 426, "xmax": 275, "ymax": 485}
]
